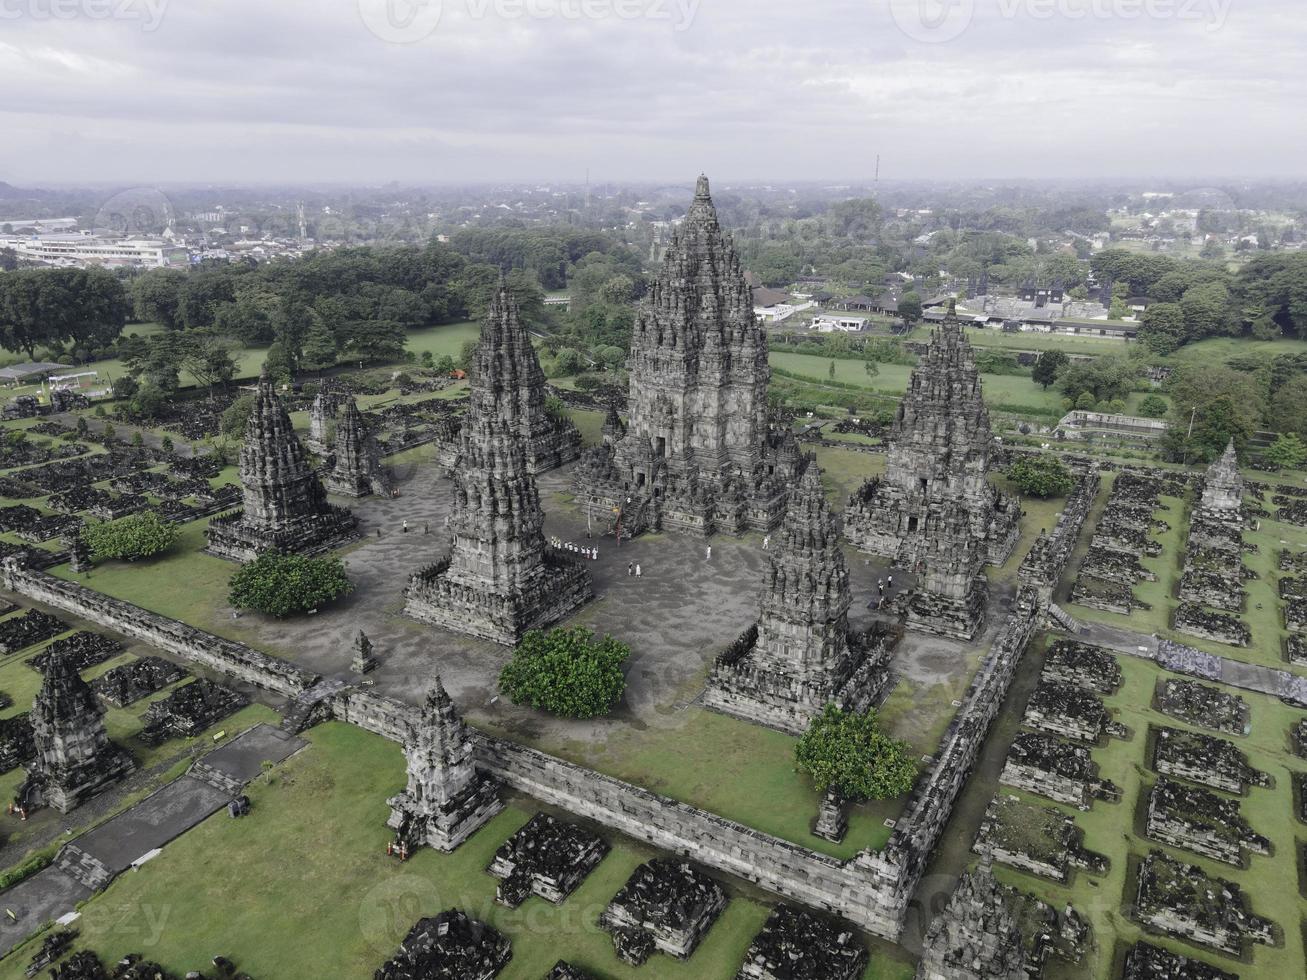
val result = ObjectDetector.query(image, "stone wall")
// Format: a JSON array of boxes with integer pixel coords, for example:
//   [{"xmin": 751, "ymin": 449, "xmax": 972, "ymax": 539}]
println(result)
[
  {"xmin": 0, "ymin": 564, "xmax": 318, "ymax": 698},
  {"xmin": 1018, "ymin": 469, "xmax": 1101, "ymax": 608}
]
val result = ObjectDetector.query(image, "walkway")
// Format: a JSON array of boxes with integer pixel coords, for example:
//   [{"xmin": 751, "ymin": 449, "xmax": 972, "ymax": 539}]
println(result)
[{"xmin": 0, "ymin": 724, "xmax": 305, "ymax": 959}]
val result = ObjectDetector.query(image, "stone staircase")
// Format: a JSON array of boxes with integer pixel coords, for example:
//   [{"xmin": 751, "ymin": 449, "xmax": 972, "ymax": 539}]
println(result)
[
  {"xmin": 187, "ymin": 761, "xmax": 244, "ymax": 796},
  {"xmin": 280, "ymin": 678, "xmax": 348, "ymax": 735},
  {"xmin": 1048, "ymin": 603, "xmax": 1086, "ymax": 635}
]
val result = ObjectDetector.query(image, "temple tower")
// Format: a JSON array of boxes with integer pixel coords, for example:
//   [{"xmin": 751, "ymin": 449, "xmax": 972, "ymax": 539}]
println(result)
[
  {"xmin": 404, "ymin": 303, "xmax": 593, "ymax": 645},
  {"xmin": 386, "ymin": 680, "xmax": 503, "ymax": 853},
  {"xmin": 705, "ymin": 463, "xmax": 890, "ymax": 733},
  {"xmin": 324, "ymin": 397, "xmax": 384, "ymax": 497},
  {"xmin": 19, "ymin": 650, "xmax": 134, "ymax": 813},
  {"xmin": 306, "ymin": 379, "xmax": 343, "ymax": 456},
  {"xmin": 845, "ymin": 303, "xmax": 1019, "ymax": 569},
  {"xmin": 1201, "ymin": 439, "xmax": 1243, "ymax": 513},
  {"xmin": 917, "ymin": 858, "xmax": 1027, "ymax": 980},
  {"xmin": 205, "ymin": 372, "xmax": 358, "ymax": 562},
  {"xmin": 905, "ymin": 498, "xmax": 989, "ymax": 640},
  {"xmin": 574, "ymin": 175, "xmax": 795, "ymax": 538}
]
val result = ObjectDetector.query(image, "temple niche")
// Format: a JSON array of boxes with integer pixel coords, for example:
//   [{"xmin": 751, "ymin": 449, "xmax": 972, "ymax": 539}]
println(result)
[
  {"xmin": 437, "ymin": 283, "xmax": 582, "ymax": 476},
  {"xmin": 206, "ymin": 372, "xmax": 358, "ymax": 562},
  {"xmin": 845, "ymin": 302, "xmax": 1020, "ymax": 585},
  {"xmin": 386, "ymin": 680, "xmax": 503, "ymax": 854},
  {"xmin": 704, "ymin": 462, "xmax": 891, "ymax": 734},
  {"xmin": 16, "ymin": 649, "xmax": 134, "ymax": 813},
  {"xmin": 404, "ymin": 290, "xmax": 593, "ymax": 645},
  {"xmin": 574, "ymin": 175, "xmax": 801, "ymax": 538}
]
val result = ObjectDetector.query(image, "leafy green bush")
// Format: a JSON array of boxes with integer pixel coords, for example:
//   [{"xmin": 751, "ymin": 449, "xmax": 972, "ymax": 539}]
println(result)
[
  {"xmin": 499, "ymin": 627, "xmax": 629, "ymax": 719},
  {"xmin": 1138, "ymin": 394, "xmax": 1169, "ymax": 418},
  {"xmin": 82, "ymin": 511, "xmax": 179, "ymax": 562},
  {"xmin": 228, "ymin": 552, "xmax": 353, "ymax": 618},
  {"xmin": 795, "ymin": 705, "xmax": 917, "ymax": 801},
  {"xmin": 1009, "ymin": 454, "xmax": 1076, "ymax": 499}
]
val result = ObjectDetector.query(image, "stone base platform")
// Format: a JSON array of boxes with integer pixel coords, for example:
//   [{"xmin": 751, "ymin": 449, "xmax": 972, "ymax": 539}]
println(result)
[
  {"xmin": 906, "ymin": 578, "xmax": 988, "ymax": 641},
  {"xmin": 204, "ymin": 508, "xmax": 359, "ymax": 563}
]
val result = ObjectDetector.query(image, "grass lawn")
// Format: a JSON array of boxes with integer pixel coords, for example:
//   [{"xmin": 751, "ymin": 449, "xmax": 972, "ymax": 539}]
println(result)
[
  {"xmin": 903, "ymin": 326, "xmax": 1131, "ymax": 358},
  {"xmin": 992, "ymin": 651, "xmax": 1307, "ymax": 980},
  {"xmin": 404, "ymin": 321, "xmax": 481, "ymax": 361},
  {"xmin": 0, "ymin": 723, "xmax": 915, "ymax": 980},
  {"xmin": 1169, "ymin": 335, "xmax": 1307, "ymax": 368}
]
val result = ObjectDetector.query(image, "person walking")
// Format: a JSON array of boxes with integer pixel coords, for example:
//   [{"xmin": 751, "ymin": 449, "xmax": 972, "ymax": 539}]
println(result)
[
  {"xmin": 402, "ymin": 520, "xmax": 409, "ymax": 534},
  {"xmin": 635, "ymin": 563, "xmax": 642, "ymax": 577},
  {"xmin": 627, "ymin": 561, "xmax": 634, "ymax": 577},
  {"xmin": 762, "ymin": 535, "xmax": 769, "ymax": 550},
  {"xmin": 705, "ymin": 545, "xmax": 712, "ymax": 562}
]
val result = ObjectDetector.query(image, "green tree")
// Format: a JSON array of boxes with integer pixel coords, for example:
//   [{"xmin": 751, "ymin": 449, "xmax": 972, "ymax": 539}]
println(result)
[
  {"xmin": 828, "ymin": 360, "xmax": 836, "ymax": 380},
  {"xmin": 221, "ymin": 394, "xmax": 255, "ymax": 438},
  {"xmin": 498, "ymin": 626, "xmax": 629, "ymax": 719},
  {"xmin": 1009, "ymin": 455, "xmax": 1076, "ymax": 498},
  {"xmin": 1271, "ymin": 375, "xmax": 1307, "ymax": 437},
  {"xmin": 82, "ymin": 511, "xmax": 179, "ymax": 562},
  {"xmin": 795, "ymin": 705, "xmax": 917, "ymax": 801},
  {"xmin": 1138, "ymin": 394, "xmax": 1169, "ymax": 418},
  {"xmin": 263, "ymin": 342, "xmax": 293, "ymax": 384},
  {"xmin": 1075, "ymin": 391, "xmax": 1098, "ymax": 411},
  {"xmin": 300, "ymin": 317, "xmax": 339, "ymax": 374},
  {"xmin": 897, "ymin": 291, "xmax": 923, "ymax": 330},
  {"xmin": 228, "ymin": 552, "xmax": 353, "ymax": 618},
  {"xmin": 1265, "ymin": 432, "xmax": 1307, "ymax": 470},
  {"xmin": 1031, "ymin": 350, "xmax": 1069, "ymax": 389},
  {"xmin": 1138, "ymin": 302, "xmax": 1187, "ymax": 354}
]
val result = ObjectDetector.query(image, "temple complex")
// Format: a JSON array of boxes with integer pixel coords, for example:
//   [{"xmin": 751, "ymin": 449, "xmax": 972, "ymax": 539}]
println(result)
[
  {"xmin": 438, "ymin": 283, "xmax": 582, "ymax": 476},
  {"xmin": 404, "ymin": 301, "xmax": 593, "ymax": 645},
  {"xmin": 704, "ymin": 463, "xmax": 891, "ymax": 733},
  {"xmin": 205, "ymin": 373, "xmax": 358, "ymax": 562},
  {"xmin": 845, "ymin": 302, "xmax": 1020, "ymax": 572},
  {"xmin": 17, "ymin": 650, "xmax": 134, "ymax": 813},
  {"xmin": 386, "ymin": 680, "xmax": 503, "ymax": 853},
  {"xmin": 573, "ymin": 175, "xmax": 798, "ymax": 538}
]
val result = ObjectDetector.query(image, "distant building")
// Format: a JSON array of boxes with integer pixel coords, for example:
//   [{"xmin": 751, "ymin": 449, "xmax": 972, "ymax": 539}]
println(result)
[
  {"xmin": 3, "ymin": 233, "xmax": 185, "ymax": 269},
  {"xmin": 813, "ymin": 313, "xmax": 870, "ymax": 333}
]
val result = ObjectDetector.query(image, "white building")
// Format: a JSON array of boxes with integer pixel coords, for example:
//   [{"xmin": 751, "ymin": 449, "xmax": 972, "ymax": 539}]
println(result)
[
  {"xmin": 812, "ymin": 313, "xmax": 870, "ymax": 333},
  {"xmin": 3, "ymin": 233, "xmax": 185, "ymax": 269}
]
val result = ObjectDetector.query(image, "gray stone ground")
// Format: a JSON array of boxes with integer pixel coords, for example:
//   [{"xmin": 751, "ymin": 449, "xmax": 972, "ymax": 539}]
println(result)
[
  {"xmin": 229, "ymin": 457, "xmax": 977, "ymax": 745},
  {"xmin": 0, "ymin": 724, "xmax": 303, "ymax": 958}
]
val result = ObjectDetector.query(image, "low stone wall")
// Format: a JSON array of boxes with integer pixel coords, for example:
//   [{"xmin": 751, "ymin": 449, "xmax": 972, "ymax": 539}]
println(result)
[
  {"xmin": 1018, "ymin": 468, "xmax": 1101, "ymax": 604},
  {"xmin": 0, "ymin": 564, "xmax": 318, "ymax": 698}
]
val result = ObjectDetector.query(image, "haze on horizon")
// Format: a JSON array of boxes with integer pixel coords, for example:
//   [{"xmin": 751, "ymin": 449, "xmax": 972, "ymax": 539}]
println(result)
[{"xmin": 1, "ymin": 0, "xmax": 1300, "ymax": 186}]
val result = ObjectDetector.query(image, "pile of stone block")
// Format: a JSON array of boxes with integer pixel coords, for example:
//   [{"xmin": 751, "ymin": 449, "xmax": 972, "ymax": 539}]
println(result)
[
  {"xmin": 486, "ymin": 813, "xmax": 609, "ymax": 908},
  {"xmin": 1144, "ymin": 778, "xmax": 1270, "ymax": 866},
  {"xmin": 375, "ymin": 909, "xmax": 512, "ymax": 980},
  {"xmin": 1134, "ymin": 850, "xmax": 1275, "ymax": 956},
  {"xmin": 599, "ymin": 860, "xmax": 727, "ymax": 965},
  {"xmin": 1156, "ymin": 679, "xmax": 1251, "ymax": 736},
  {"xmin": 999, "ymin": 732, "xmax": 1120, "ymax": 810},
  {"xmin": 972, "ymin": 795, "xmax": 1108, "ymax": 883},
  {"xmin": 1152, "ymin": 726, "xmax": 1269, "ymax": 794}
]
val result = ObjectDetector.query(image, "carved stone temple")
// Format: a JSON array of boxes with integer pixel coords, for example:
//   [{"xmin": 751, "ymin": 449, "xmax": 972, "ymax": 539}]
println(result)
[
  {"xmin": 17, "ymin": 650, "xmax": 134, "ymax": 813},
  {"xmin": 306, "ymin": 379, "xmax": 345, "ymax": 456},
  {"xmin": 844, "ymin": 302, "xmax": 1018, "ymax": 637},
  {"xmin": 387, "ymin": 679, "xmax": 503, "ymax": 853},
  {"xmin": 404, "ymin": 301, "xmax": 593, "ymax": 645},
  {"xmin": 573, "ymin": 175, "xmax": 799, "ymax": 538},
  {"xmin": 206, "ymin": 373, "xmax": 358, "ymax": 562},
  {"xmin": 324, "ymin": 396, "xmax": 387, "ymax": 498},
  {"xmin": 704, "ymin": 462, "xmax": 891, "ymax": 734},
  {"xmin": 917, "ymin": 858, "xmax": 1027, "ymax": 980},
  {"xmin": 1201, "ymin": 438, "xmax": 1243, "ymax": 514},
  {"xmin": 438, "ymin": 282, "xmax": 582, "ymax": 476}
]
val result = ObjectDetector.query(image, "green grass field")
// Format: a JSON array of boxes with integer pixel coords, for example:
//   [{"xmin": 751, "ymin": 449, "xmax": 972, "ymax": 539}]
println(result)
[
  {"xmin": 0, "ymin": 723, "xmax": 916, "ymax": 980},
  {"xmin": 992, "ymin": 651, "xmax": 1307, "ymax": 980}
]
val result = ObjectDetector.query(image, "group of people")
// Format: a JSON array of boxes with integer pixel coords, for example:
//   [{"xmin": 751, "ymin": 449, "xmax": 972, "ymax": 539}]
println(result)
[
  {"xmin": 870, "ymin": 575, "xmax": 895, "ymax": 610},
  {"xmin": 551, "ymin": 537, "xmax": 599, "ymax": 561}
]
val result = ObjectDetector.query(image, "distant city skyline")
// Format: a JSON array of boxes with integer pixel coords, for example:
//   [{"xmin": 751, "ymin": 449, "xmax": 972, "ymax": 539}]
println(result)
[{"xmin": 0, "ymin": 0, "xmax": 1299, "ymax": 184}]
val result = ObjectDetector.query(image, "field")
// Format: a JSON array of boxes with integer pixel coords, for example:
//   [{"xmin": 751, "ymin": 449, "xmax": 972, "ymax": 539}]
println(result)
[
  {"xmin": 0, "ymin": 723, "xmax": 917, "ymax": 980},
  {"xmin": 993, "ymin": 650, "xmax": 1307, "ymax": 980}
]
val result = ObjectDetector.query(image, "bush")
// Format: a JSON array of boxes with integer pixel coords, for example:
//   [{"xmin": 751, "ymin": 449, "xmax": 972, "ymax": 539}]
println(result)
[
  {"xmin": 1138, "ymin": 394, "xmax": 1169, "ymax": 418},
  {"xmin": 1265, "ymin": 432, "xmax": 1307, "ymax": 471},
  {"xmin": 228, "ymin": 552, "xmax": 353, "ymax": 618},
  {"xmin": 83, "ymin": 511, "xmax": 179, "ymax": 562},
  {"xmin": 1009, "ymin": 454, "xmax": 1076, "ymax": 499},
  {"xmin": 499, "ymin": 626, "xmax": 629, "ymax": 719},
  {"xmin": 795, "ymin": 705, "xmax": 917, "ymax": 801}
]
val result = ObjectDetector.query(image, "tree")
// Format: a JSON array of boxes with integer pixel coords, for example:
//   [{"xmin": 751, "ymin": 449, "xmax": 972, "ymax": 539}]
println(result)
[
  {"xmin": 130, "ymin": 269, "xmax": 187, "ymax": 330},
  {"xmin": 82, "ymin": 511, "xmax": 179, "ymax": 562},
  {"xmin": 263, "ymin": 342, "xmax": 293, "ymax": 384},
  {"xmin": 180, "ymin": 331, "xmax": 239, "ymax": 395},
  {"xmin": 828, "ymin": 360, "xmax": 836, "ymax": 380},
  {"xmin": 1031, "ymin": 350, "xmax": 1069, "ymax": 389},
  {"xmin": 228, "ymin": 552, "xmax": 353, "ymax": 618},
  {"xmin": 1075, "ymin": 391, "xmax": 1097, "ymax": 411},
  {"xmin": 221, "ymin": 394, "xmax": 255, "ymax": 438},
  {"xmin": 1271, "ymin": 376, "xmax": 1307, "ymax": 437},
  {"xmin": 1138, "ymin": 394, "xmax": 1169, "ymax": 418},
  {"xmin": 1265, "ymin": 432, "xmax": 1307, "ymax": 471},
  {"xmin": 300, "ymin": 317, "xmax": 338, "ymax": 374},
  {"xmin": 1009, "ymin": 455, "xmax": 1075, "ymax": 498},
  {"xmin": 897, "ymin": 291, "xmax": 923, "ymax": 330},
  {"xmin": 795, "ymin": 705, "xmax": 917, "ymax": 801},
  {"xmin": 1139, "ymin": 302, "xmax": 1187, "ymax": 354},
  {"xmin": 498, "ymin": 627, "xmax": 629, "ymax": 719},
  {"xmin": 1180, "ymin": 281, "xmax": 1235, "ymax": 340},
  {"xmin": 863, "ymin": 358, "xmax": 879, "ymax": 381},
  {"xmin": 1057, "ymin": 355, "xmax": 1139, "ymax": 404}
]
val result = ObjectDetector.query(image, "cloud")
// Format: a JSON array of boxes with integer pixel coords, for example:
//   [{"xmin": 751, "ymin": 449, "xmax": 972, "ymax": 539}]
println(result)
[{"xmin": 0, "ymin": 0, "xmax": 1300, "ymax": 183}]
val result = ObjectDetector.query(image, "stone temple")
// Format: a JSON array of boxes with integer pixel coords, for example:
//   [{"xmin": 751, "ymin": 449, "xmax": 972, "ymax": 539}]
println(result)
[
  {"xmin": 704, "ymin": 462, "xmax": 891, "ymax": 733},
  {"xmin": 324, "ymin": 396, "xmax": 388, "ymax": 498},
  {"xmin": 387, "ymin": 679, "xmax": 504, "ymax": 853},
  {"xmin": 844, "ymin": 302, "xmax": 1018, "ymax": 636},
  {"xmin": 1201, "ymin": 438, "xmax": 1243, "ymax": 514},
  {"xmin": 206, "ymin": 373, "xmax": 358, "ymax": 562},
  {"xmin": 437, "ymin": 282, "xmax": 582, "ymax": 476},
  {"xmin": 17, "ymin": 649, "xmax": 134, "ymax": 813},
  {"xmin": 574, "ymin": 175, "xmax": 798, "ymax": 538},
  {"xmin": 404, "ymin": 299, "xmax": 593, "ymax": 645}
]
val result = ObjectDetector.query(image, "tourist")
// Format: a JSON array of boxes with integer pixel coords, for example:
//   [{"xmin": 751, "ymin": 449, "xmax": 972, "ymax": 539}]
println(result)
[
  {"xmin": 635, "ymin": 563, "xmax": 642, "ymax": 577},
  {"xmin": 762, "ymin": 535, "xmax": 769, "ymax": 550},
  {"xmin": 424, "ymin": 523, "xmax": 429, "ymax": 534},
  {"xmin": 706, "ymin": 545, "xmax": 712, "ymax": 561},
  {"xmin": 627, "ymin": 562, "xmax": 633, "ymax": 576},
  {"xmin": 402, "ymin": 520, "xmax": 409, "ymax": 534}
]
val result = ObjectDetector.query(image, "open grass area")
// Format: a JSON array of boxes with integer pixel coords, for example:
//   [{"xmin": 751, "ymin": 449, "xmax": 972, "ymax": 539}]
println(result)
[
  {"xmin": 904, "ymin": 325, "xmax": 1131, "ymax": 357},
  {"xmin": 992, "ymin": 651, "xmax": 1307, "ymax": 980},
  {"xmin": 0, "ymin": 723, "xmax": 915, "ymax": 980},
  {"xmin": 404, "ymin": 321, "xmax": 481, "ymax": 361},
  {"xmin": 1169, "ymin": 335, "xmax": 1307, "ymax": 368}
]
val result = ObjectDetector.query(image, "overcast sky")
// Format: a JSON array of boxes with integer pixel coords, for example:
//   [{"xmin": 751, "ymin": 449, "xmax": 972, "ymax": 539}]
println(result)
[{"xmin": 1, "ymin": 0, "xmax": 1299, "ymax": 185}]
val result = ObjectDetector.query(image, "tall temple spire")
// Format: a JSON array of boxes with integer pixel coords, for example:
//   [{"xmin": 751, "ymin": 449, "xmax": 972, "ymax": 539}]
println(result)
[
  {"xmin": 325, "ymin": 396, "xmax": 387, "ymax": 498},
  {"xmin": 1201, "ymin": 438, "xmax": 1243, "ymax": 513},
  {"xmin": 705, "ymin": 460, "xmax": 889, "ymax": 734},
  {"xmin": 405, "ymin": 293, "xmax": 592, "ymax": 645},
  {"xmin": 206, "ymin": 375, "xmax": 357, "ymax": 562},
  {"xmin": 573, "ymin": 174, "xmax": 800, "ymax": 538}
]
